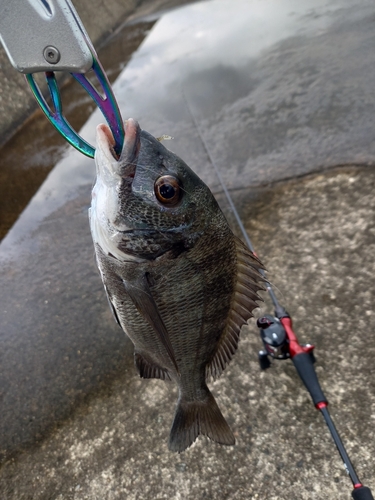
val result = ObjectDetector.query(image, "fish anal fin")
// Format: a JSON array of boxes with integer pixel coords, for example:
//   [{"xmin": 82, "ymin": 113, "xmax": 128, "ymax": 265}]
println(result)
[
  {"xmin": 208, "ymin": 238, "xmax": 265, "ymax": 380},
  {"xmin": 134, "ymin": 352, "xmax": 171, "ymax": 381},
  {"xmin": 168, "ymin": 385, "xmax": 234, "ymax": 452}
]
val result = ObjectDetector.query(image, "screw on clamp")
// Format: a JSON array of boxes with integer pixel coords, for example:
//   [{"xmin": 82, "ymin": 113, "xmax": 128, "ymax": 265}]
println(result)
[{"xmin": 43, "ymin": 46, "xmax": 61, "ymax": 65}]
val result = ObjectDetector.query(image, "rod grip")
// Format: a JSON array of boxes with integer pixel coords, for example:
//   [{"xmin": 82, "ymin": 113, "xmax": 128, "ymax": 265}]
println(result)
[
  {"xmin": 352, "ymin": 486, "xmax": 375, "ymax": 500},
  {"xmin": 292, "ymin": 352, "xmax": 327, "ymax": 406}
]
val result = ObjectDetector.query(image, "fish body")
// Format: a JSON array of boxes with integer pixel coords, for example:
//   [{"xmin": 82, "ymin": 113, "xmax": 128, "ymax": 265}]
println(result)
[{"xmin": 90, "ymin": 119, "xmax": 264, "ymax": 452}]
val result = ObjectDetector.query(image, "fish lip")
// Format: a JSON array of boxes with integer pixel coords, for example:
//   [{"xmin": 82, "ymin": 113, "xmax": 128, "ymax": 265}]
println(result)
[
  {"xmin": 118, "ymin": 118, "xmax": 141, "ymax": 179},
  {"xmin": 95, "ymin": 123, "xmax": 121, "ymax": 184},
  {"xmin": 95, "ymin": 119, "xmax": 140, "ymax": 181},
  {"xmin": 97, "ymin": 123, "xmax": 116, "ymax": 156}
]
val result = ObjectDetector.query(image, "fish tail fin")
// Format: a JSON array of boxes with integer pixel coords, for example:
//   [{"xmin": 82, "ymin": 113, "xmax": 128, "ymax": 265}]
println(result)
[{"xmin": 168, "ymin": 386, "xmax": 235, "ymax": 452}]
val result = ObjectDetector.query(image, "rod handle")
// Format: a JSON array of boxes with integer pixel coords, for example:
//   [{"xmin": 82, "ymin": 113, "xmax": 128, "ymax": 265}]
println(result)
[
  {"xmin": 352, "ymin": 486, "xmax": 374, "ymax": 500},
  {"xmin": 292, "ymin": 352, "xmax": 327, "ymax": 406}
]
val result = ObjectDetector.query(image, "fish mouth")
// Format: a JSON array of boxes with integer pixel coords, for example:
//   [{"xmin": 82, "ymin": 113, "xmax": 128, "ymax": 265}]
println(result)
[
  {"xmin": 96, "ymin": 122, "xmax": 116, "ymax": 159},
  {"xmin": 95, "ymin": 118, "xmax": 141, "ymax": 180}
]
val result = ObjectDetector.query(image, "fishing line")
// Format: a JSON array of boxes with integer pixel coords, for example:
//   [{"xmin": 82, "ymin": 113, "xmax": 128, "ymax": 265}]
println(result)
[
  {"xmin": 182, "ymin": 90, "xmax": 280, "ymax": 309},
  {"xmin": 182, "ymin": 93, "xmax": 254, "ymax": 251}
]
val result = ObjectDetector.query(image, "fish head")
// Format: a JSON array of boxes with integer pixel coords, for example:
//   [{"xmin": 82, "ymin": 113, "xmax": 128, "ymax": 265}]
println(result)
[{"xmin": 91, "ymin": 119, "xmax": 220, "ymax": 261}]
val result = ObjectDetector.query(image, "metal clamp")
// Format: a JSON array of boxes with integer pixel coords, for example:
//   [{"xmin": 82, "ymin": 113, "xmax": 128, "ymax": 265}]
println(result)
[
  {"xmin": 0, "ymin": 0, "xmax": 93, "ymax": 73},
  {"xmin": 0, "ymin": 0, "xmax": 124, "ymax": 157}
]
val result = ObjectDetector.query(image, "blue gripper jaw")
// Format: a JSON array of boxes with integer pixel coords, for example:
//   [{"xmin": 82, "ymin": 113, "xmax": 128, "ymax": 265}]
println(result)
[{"xmin": 25, "ymin": 50, "xmax": 125, "ymax": 159}]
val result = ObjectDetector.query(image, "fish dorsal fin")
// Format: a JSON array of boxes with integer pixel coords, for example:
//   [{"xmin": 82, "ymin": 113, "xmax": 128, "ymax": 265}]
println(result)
[
  {"xmin": 207, "ymin": 237, "xmax": 265, "ymax": 380},
  {"xmin": 124, "ymin": 273, "xmax": 180, "ymax": 375}
]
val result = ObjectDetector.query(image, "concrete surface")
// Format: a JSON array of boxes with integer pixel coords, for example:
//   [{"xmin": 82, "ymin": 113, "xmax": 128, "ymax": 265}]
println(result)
[
  {"xmin": 112, "ymin": 0, "xmax": 375, "ymax": 190},
  {"xmin": 0, "ymin": 0, "xmax": 375, "ymax": 498},
  {"xmin": 1, "ymin": 166, "xmax": 374, "ymax": 500}
]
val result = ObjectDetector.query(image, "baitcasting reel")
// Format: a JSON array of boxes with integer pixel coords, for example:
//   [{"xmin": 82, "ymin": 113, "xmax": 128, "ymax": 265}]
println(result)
[{"xmin": 257, "ymin": 314, "xmax": 315, "ymax": 369}]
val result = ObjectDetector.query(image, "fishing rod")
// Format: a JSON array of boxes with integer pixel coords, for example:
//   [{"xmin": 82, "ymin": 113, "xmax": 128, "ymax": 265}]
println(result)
[{"xmin": 185, "ymin": 97, "xmax": 374, "ymax": 500}]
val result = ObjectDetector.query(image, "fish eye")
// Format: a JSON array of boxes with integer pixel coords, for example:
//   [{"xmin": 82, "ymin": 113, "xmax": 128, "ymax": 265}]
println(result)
[{"xmin": 154, "ymin": 175, "xmax": 181, "ymax": 205}]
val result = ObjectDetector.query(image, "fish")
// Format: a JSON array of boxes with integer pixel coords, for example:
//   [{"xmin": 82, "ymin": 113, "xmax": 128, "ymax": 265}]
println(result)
[{"xmin": 89, "ymin": 118, "xmax": 264, "ymax": 452}]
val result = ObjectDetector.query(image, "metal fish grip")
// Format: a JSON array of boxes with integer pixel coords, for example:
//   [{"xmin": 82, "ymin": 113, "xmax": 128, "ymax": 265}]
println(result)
[{"xmin": 0, "ymin": 0, "xmax": 124, "ymax": 158}]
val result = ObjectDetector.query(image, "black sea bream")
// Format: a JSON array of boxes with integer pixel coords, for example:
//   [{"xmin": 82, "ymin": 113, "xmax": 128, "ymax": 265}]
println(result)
[{"xmin": 89, "ymin": 119, "xmax": 264, "ymax": 452}]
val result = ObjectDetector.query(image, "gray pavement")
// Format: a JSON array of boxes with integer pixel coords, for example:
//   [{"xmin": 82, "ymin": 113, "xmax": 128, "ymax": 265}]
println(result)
[
  {"xmin": 0, "ymin": 0, "xmax": 375, "ymax": 498},
  {"xmin": 1, "ymin": 166, "xmax": 375, "ymax": 500}
]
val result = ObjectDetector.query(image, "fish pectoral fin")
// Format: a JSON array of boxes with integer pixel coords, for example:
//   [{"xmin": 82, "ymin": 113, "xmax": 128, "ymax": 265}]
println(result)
[
  {"xmin": 123, "ymin": 273, "xmax": 179, "ymax": 375},
  {"xmin": 103, "ymin": 284, "xmax": 121, "ymax": 328},
  {"xmin": 134, "ymin": 351, "xmax": 171, "ymax": 380}
]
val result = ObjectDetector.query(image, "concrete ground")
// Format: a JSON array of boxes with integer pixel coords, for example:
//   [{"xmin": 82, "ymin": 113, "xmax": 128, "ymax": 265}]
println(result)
[
  {"xmin": 0, "ymin": 0, "xmax": 375, "ymax": 498},
  {"xmin": 1, "ymin": 166, "xmax": 374, "ymax": 500}
]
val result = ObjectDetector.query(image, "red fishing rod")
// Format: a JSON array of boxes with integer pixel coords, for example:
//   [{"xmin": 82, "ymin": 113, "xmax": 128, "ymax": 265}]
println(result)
[
  {"xmin": 240, "ymin": 230, "xmax": 374, "ymax": 499},
  {"xmin": 244, "ymin": 226, "xmax": 373, "ymax": 500},
  {"xmin": 186, "ymin": 99, "xmax": 374, "ymax": 500},
  {"xmin": 257, "ymin": 303, "xmax": 374, "ymax": 500}
]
